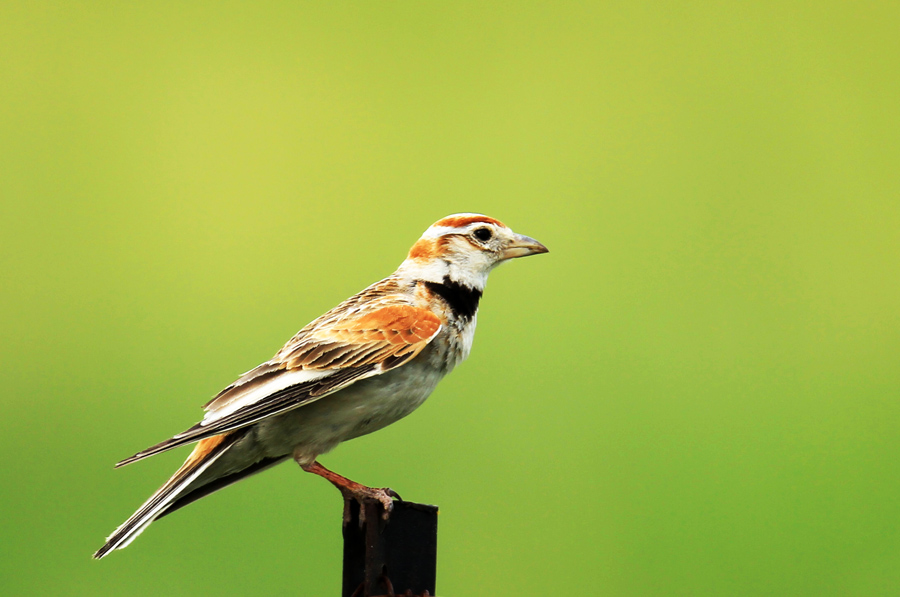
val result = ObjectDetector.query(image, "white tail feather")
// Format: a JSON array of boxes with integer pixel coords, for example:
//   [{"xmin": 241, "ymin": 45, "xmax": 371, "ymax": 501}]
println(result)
[{"xmin": 94, "ymin": 434, "xmax": 237, "ymax": 559}]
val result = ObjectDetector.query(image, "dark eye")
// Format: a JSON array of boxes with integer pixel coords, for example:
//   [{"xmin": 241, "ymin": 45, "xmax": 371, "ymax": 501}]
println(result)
[{"xmin": 473, "ymin": 227, "xmax": 493, "ymax": 242}]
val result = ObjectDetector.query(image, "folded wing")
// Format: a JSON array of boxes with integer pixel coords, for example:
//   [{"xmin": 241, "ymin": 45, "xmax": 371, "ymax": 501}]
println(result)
[{"xmin": 117, "ymin": 303, "xmax": 442, "ymax": 467}]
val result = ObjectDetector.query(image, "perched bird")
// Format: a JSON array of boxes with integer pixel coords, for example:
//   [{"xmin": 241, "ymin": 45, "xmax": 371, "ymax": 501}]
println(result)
[{"xmin": 94, "ymin": 213, "xmax": 548, "ymax": 559}]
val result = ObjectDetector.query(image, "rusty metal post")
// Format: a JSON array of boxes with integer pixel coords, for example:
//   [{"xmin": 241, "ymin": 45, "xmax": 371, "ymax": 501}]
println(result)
[{"xmin": 342, "ymin": 500, "xmax": 438, "ymax": 597}]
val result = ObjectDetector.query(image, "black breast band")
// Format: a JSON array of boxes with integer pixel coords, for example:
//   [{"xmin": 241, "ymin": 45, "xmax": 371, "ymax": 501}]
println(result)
[{"xmin": 423, "ymin": 276, "xmax": 482, "ymax": 320}]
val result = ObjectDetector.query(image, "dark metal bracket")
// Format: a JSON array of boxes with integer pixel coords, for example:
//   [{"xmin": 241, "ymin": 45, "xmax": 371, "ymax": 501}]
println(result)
[{"xmin": 342, "ymin": 500, "xmax": 438, "ymax": 597}]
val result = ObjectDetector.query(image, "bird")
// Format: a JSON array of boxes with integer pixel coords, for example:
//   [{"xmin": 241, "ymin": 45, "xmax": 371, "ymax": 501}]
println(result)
[{"xmin": 94, "ymin": 213, "xmax": 548, "ymax": 559}]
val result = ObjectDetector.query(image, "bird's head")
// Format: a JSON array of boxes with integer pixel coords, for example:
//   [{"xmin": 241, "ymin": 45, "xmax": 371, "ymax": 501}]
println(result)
[{"xmin": 399, "ymin": 213, "xmax": 549, "ymax": 290}]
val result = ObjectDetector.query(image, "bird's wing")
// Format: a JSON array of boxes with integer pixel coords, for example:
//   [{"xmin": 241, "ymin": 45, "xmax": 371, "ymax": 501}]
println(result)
[{"xmin": 117, "ymin": 302, "xmax": 441, "ymax": 467}]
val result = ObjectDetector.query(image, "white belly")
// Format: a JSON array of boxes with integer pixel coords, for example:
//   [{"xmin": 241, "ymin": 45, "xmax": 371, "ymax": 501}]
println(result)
[{"xmin": 251, "ymin": 350, "xmax": 450, "ymax": 464}]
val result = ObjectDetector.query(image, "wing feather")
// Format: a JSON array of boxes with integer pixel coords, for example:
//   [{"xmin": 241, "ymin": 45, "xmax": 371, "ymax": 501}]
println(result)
[{"xmin": 117, "ymin": 300, "xmax": 442, "ymax": 467}]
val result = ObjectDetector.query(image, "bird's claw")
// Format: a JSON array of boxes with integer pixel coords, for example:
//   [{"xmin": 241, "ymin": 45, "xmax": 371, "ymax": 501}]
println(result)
[{"xmin": 341, "ymin": 487, "xmax": 402, "ymax": 526}]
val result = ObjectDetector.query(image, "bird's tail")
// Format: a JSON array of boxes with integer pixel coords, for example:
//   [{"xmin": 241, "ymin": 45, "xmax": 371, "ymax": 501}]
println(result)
[{"xmin": 93, "ymin": 432, "xmax": 242, "ymax": 559}]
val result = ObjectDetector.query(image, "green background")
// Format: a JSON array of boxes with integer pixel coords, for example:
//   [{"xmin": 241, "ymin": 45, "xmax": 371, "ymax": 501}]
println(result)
[{"xmin": 2, "ymin": 2, "xmax": 899, "ymax": 595}]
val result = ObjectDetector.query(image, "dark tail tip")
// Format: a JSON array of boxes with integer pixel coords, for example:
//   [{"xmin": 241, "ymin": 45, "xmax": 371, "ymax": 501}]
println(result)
[{"xmin": 93, "ymin": 543, "xmax": 114, "ymax": 560}]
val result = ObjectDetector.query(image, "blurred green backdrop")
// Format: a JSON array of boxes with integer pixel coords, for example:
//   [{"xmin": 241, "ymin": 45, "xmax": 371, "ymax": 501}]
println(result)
[{"xmin": 2, "ymin": 2, "xmax": 899, "ymax": 595}]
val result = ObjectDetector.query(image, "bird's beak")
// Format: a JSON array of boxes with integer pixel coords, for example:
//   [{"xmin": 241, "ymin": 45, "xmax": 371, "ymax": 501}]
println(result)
[{"xmin": 501, "ymin": 234, "xmax": 549, "ymax": 260}]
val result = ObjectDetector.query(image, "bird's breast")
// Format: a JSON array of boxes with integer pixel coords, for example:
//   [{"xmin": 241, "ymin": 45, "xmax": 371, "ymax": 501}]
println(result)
[{"xmin": 253, "ymin": 330, "xmax": 471, "ymax": 461}]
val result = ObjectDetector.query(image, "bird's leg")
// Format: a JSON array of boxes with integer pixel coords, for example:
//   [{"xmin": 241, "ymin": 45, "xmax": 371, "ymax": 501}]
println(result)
[{"xmin": 298, "ymin": 459, "xmax": 401, "ymax": 524}]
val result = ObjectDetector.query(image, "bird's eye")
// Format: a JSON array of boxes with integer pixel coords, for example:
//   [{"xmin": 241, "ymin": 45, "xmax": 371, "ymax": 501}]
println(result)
[{"xmin": 473, "ymin": 227, "xmax": 493, "ymax": 242}]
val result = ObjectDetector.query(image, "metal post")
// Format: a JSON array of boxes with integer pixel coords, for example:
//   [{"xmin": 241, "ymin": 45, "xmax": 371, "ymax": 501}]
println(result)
[{"xmin": 342, "ymin": 500, "xmax": 438, "ymax": 597}]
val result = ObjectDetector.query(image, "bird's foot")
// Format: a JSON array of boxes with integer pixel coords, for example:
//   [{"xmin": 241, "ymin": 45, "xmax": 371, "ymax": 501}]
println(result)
[{"xmin": 340, "ymin": 486, "xmax": 402, "ymax": 526}]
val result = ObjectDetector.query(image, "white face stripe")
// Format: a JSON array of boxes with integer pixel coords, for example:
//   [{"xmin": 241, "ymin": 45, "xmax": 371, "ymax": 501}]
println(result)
[
  {"xmin": 420, "ymin": 213, "xmax": 509, "ymax": 240},
  {"xmin": 421, "ymin": 226, "xmax": 457, "ymax": 239}
]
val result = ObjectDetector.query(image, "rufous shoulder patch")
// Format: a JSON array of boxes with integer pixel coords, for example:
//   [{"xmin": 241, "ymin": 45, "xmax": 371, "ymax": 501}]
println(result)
[
  {"xmin": 287, "ymin": 304, "xmax": 441, "ymax": 369},
  {"xmin": 348, "ymin": 305, "xmax": 441, "ymax": 343}
]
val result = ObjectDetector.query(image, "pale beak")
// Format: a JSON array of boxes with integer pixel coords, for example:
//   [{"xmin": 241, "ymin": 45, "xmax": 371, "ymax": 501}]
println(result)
[{"xmin": 501, "ymin": 234, "xmax": 550, "ymax": 260}]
